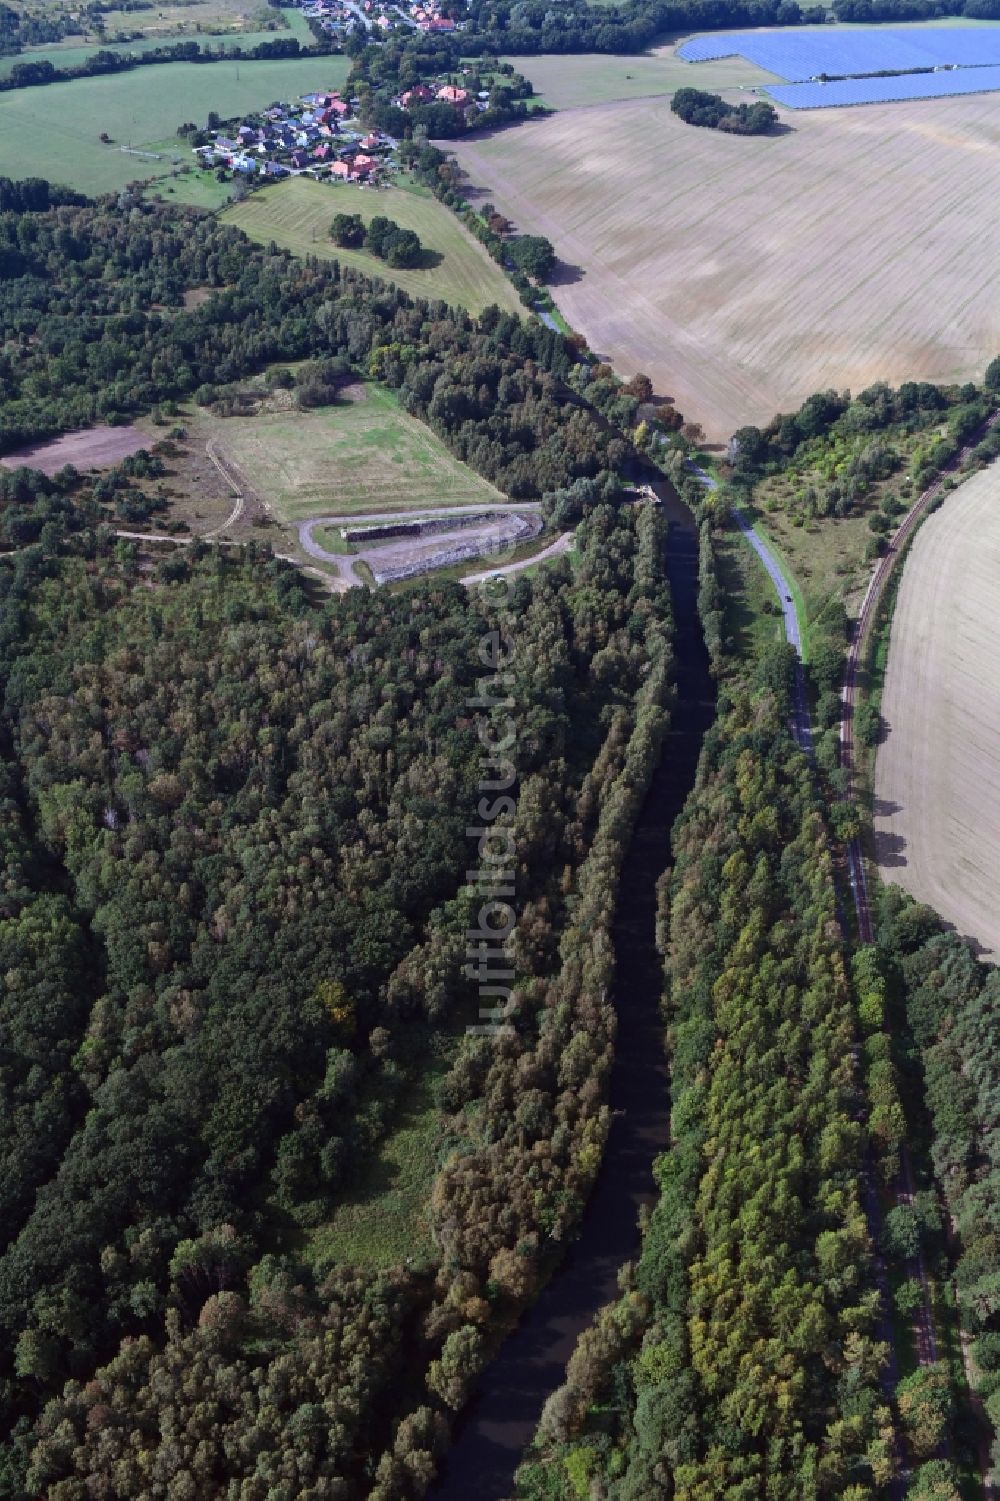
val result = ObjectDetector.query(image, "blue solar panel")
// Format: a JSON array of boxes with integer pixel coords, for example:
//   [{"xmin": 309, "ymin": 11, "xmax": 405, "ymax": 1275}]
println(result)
[
  {"xmin": 678, "ymin": 26, "xmax": 1000, "ymax": 83},
  {"xmin": 767, "ymin": 64, "xmax": 1000, "ymax": 108}
]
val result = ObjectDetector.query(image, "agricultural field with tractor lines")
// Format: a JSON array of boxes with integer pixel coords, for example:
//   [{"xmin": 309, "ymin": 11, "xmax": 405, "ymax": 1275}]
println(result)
[
  {"xmin": 451, "ymin": 91, "xmax": 1000, "ymax": 438},
  {"xmin": 875, "ymin": 460, "xmax": 1000, "ymax": 962}
]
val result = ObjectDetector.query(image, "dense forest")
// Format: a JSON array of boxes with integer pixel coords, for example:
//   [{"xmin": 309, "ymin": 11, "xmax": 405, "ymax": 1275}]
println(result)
[
  {"xmin": 0, "ymin": 496, "xmax": 675, "ymax": 1498},
  {"xmin": 517, "ymin": 688, "xmax": 907, "ymax": 1500},
  {"xmin": 0, "ymin": 194, "xmax": 627, "ymax": 498},
  {"xmin": 873, "ymin": 890, "xmax": 1000, "ymax": 1477}
]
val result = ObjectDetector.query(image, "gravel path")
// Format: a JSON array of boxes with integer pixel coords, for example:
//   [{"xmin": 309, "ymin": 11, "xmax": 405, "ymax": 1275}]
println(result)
[
  {"xmin": 462, "ymin": 530, "xmax": 573, "ymax": 584},
  {"xmin": 298, "ymin": 505, "xmax": 544, "ymax": 588}
]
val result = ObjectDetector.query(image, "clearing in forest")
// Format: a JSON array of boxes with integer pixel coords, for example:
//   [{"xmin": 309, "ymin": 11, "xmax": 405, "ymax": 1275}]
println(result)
[
  {"xmin": 302, "ymin": 1074, "xmax": 442, "ymax": 1270},
  {"xmin": 0, "ymin": 424, "xmax": 151, "ymax": 475},
  {"xmin": 874, "ymin": 461, "xmax": 1000, "ymax": 961},
  {"xmin": 222, "ymin": 176, "xmax": 522, "ymax": 316},
  {"xmin": 169, "ymin": 386, "xmax": 505, "ymax": 526},
  {"xmin": 450, "ymin": 93, "xmax": 1000, "ymax": 439}
]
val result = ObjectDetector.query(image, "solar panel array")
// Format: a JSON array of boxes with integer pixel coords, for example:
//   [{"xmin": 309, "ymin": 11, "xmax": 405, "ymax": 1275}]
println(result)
[
  {"xmin": 769, "ymin": 63, "xmax": 1000, "ymax": 108},
  {"xmin": 678, "ymin": 26, "xmax": 1000, "ymax": 82}
]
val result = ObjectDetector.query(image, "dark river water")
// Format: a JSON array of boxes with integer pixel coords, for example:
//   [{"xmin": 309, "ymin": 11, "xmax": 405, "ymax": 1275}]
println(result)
[{"xmin": 430, "ymin": 486, "xmax": 717, "ymax": 1501}]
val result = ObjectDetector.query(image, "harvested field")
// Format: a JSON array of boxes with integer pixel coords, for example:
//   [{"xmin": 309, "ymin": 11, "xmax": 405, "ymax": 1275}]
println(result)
[
  {"xmin": 0, "ymin": 424, "xmax": 150, "ymax": 475},
  {"xmin": 450, "ymin": 93, "xmax": 1000, "ymax": 439},
  {"xmin": 222, "ymin": 177, "xmax": 521, "ymax": 316},
  {"xmin": 874, "ymin": 462, "xmax": 1000, "ymax": 960}
]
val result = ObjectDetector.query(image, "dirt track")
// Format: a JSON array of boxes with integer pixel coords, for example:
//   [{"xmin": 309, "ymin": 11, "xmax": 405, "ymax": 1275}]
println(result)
[{"xmin": 874, "ymin": 461, "xmax": 1000, "ymax": 960}]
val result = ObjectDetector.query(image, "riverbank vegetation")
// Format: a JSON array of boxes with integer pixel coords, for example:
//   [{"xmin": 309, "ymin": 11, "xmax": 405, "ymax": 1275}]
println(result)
[
  {"xmin": 517, "ymin": 686, "xmax": 897, "ymax": 1499},
  {"xmin": 668, "ymin": 378, "xmax": 999, "ymax": 774},
  {"xmin": 0, "ymin": 496, "xmax": 675, "ymax": 1497}
]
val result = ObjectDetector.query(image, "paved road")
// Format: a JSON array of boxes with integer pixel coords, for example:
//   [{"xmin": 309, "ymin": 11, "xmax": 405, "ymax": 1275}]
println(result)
[{"xmin": 687, "ymin": 460, "xmax": 813, "ymax": 756}]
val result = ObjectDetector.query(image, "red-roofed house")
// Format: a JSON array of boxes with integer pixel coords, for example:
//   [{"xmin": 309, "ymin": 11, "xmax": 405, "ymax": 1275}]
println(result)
[
  {"xmin": 437, "ymin": 84, "xmax": 470, "ymax": 105},
  {"xmin": 330, "ymin": 160, "xmax": 352, "ymax": 179},
  {"xmin": 352, "ymin": 153, "xmax": 379, "ymax": 176},
  {"xmin": 400, "ymin": 84, "xmax": 433, "ymax": 107}
]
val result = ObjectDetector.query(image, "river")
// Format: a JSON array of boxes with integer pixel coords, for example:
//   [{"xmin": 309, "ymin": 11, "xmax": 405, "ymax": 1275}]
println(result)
[{"xmin": 430, "ymin": 484, "xmax": 716, "ymax": 1501}]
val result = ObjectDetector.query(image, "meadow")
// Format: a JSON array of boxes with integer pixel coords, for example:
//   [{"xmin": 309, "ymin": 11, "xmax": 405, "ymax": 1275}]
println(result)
[
  {"xmin": 163, "ymin": 386, "xmax": 506, "ymax": 529},
  {"xmin": 452, "ymin": 92, "xmax": 1000, "ymax": 438},
  {"xmin": 874, "ymin": 461, "xmax": 1000, "ymax": 961},
  {"xmin": 0, "ymin": 56, "xmax": 348, "ymax": 194},
  {"xmin": 222, "ymin": 175, "xmax": 522, "ymax": 315},
  {"xmin": 303, "ymin": 1075, "xmax": 442, "ymax": 1270},
  {"xmin": 0, "ymin": 12, "xmax": 311, "ymax": 76},
  {"xmin": 503, "ymin": 41, "xmax": 778, "ymax": 110},
  {"xmin": 4, "ymin": 0, "xmax": 305, "ymax": 48}
]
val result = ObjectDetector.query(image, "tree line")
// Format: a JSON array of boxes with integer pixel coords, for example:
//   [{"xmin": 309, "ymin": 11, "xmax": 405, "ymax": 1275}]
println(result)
[{"xmin": 0, "ymin": 33, "xmax": 308, "ymax": 93}]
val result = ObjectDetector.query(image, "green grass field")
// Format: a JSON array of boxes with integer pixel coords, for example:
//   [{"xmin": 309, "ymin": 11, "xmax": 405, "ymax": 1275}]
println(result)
[
  {"xmin": 191, "ymin": 385, "xmax": 506, "ymax": 521},
  {"xmin": 0, "ymin": 57, "xmax": 348, "ymax": 194},
  {"xmin": 146, "ymin": 159, "xmax": 239, "ymax": 209},
  {"xmin": 304, "ymin": 1074, "xmax": 442, "ymax": 1270},
  {"xmin": 223, "ymin": 175, "xmax": 522, "ymax": 316},
  {"xmin": 505, "ymin": 44, "xmax": 779, "ymax": 109},
  {"xmin": 0, "ymin": 12, "xmax": 311, "ymax": 76},
  {"xmin": 5, "ymin": 0, "xmax": 311, "ymax": 48}
]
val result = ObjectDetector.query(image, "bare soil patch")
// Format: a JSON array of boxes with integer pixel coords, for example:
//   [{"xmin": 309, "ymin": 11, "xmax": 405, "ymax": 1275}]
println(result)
[
  {"xmin": 874, "ymin": 462, "xmax": 1000, "ymax": 960},
  {"xmin": 451, "ymin": 94, "xmax": 1000, "ymax": 439},
  {"xmin": 1, "ymin": 424, "xmax": 151, "ymax": 475}
]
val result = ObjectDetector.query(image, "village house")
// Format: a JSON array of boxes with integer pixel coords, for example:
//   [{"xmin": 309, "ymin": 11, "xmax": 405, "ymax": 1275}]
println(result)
[
  {"xmin": 399, "ymin": 83, "xmax": 433, "ymax": 107},
  {"xmin": 436, "ymin": 84, "xmax": 470, "ymax": 105},
  {"xmin": 192, "ymin": 86, "xmax": 398, "ymax": 188}
]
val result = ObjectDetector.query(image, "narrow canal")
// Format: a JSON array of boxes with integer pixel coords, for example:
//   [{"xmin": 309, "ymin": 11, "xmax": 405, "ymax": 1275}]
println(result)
[{"xmin": 430, "ymin": 485, "xmax": 716, "ymax": 1500}]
